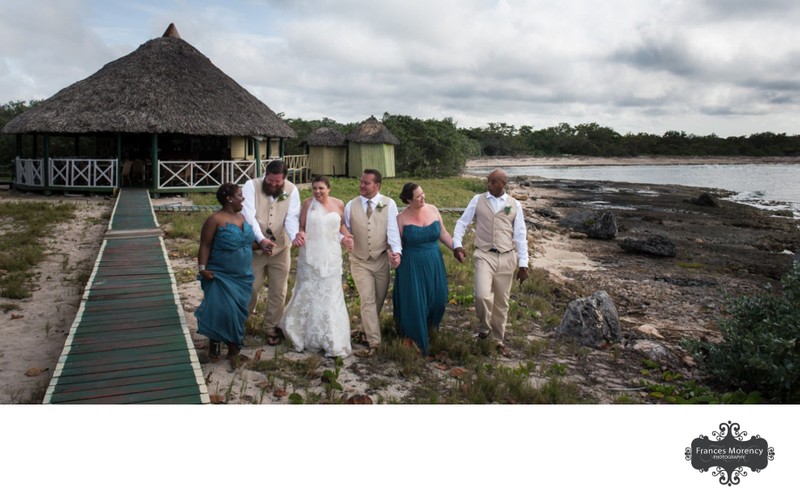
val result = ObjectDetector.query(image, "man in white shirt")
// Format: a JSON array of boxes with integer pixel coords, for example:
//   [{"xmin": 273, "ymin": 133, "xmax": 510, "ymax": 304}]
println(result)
[
  {"xmin": 344, "ymin": 169, "xmax": 402, "ymax": 356},
  {"xmin": 453, "ymin": 168, "xmax": 529, "ymax": 356},
  {"xmin": 241, "ymin": 159, "xmax": 301, "ymax": 346}
]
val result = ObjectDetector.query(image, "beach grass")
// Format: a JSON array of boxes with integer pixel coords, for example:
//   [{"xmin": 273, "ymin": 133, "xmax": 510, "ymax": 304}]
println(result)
[{"xmin": 0, "ymin": 201, "xmax": 76, "ymax": 299}]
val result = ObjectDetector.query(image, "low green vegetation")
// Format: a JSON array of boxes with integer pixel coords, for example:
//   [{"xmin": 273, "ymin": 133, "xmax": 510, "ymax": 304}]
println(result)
[
  {"xmin": 0, "ymin": 201, "xmax": 76, "ymax": 299},
  {"xmin": 684, "ymin": 262, "xmax": 800, "ymax": 403}
]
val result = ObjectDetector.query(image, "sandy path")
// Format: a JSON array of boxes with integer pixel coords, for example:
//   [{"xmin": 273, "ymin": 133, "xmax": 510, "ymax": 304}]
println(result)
[{"xmin": 0, "ymin": 190, "xmax": 112, "ymax": 403}]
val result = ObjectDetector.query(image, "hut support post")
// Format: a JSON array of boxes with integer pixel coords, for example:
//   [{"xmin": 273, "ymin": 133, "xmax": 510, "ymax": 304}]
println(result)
[
  {"xmin": 116, "ymin": 134, "xmax": 123, "ymax": 189},
  {"xmin": 151, "ymin": 134, "xmax": 158, "ymax": 192},
  {"xmin": 254, "ymin": 138, "xmax": 261, "ymax": 178},
  {"xmin": 74, "ymin": 136, "xmax": 80, "ymax": 156},
  {"xmin": 15, "ymin": 134, "xmax": 22, "ymax": 159},
  {"xmin": 43, "ymin": 135, "xmax": 50, "ymax": 191},
  {"xmin": 32, "ymin": 134, "xmax": 38, "ymax": 159}
]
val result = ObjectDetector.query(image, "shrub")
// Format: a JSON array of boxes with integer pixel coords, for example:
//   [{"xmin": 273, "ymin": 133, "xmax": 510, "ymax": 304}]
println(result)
[{"xmin": 685, "ymin": 262, "xmax": 800, "ymax": 402}]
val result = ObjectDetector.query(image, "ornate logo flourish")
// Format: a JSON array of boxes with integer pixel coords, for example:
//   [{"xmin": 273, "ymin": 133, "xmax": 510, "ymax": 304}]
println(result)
[{"xmin": 686, "ymin": 421, "xmax": 775, "ymax": 486}]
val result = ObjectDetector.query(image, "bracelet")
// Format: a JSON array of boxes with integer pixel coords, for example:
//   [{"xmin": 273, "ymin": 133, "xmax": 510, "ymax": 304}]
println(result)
[{"xmin": 199, "ymin": 264, "xmax": 206, "ymax": 272}]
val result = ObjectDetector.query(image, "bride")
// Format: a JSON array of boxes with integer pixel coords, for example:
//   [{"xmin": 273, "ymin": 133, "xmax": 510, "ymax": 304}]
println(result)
[{"xmin": 279, "ymin": 175, "xmax": 354, "ymax": 358}]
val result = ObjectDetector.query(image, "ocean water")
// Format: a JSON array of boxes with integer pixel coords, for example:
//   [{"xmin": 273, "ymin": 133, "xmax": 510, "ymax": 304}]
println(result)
[{"xmin": 466, "ymin": 163, "xmax": 800, "ymax": 217}]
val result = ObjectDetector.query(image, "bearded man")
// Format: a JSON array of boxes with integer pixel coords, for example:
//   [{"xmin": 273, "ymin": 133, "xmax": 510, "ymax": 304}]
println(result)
[{"xmin": 242, "ymin": 159, "xmax": 302, "ymax": 346}]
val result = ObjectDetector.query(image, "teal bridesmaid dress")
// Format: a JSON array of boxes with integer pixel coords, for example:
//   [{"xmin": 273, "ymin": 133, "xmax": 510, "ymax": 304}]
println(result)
[
  {"xmin": 195, "ymin": 222, "xmax": 255, "ymax": 349},
  {"xmin": 392, "ymin": 221, "xmax": 448, "ymax": 354}
]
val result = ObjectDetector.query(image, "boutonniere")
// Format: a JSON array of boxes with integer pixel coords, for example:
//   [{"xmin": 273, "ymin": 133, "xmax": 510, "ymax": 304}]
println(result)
[
  {"xmin": 375, "ymin": 200, "xmax": 387, "ymax": 212},
  {"xmin": 503, "ymin": 205, "xmax": 512, "ymax": 215},
  {"xmin": 276, "ymin": 192, "xmax": 289, "ymax": 202}
]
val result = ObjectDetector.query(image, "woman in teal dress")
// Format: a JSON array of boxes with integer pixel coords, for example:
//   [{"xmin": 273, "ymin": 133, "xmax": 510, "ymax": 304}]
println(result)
[
  {"xmin": 195, "ymin": 183, "xmax": 255, "ymax": 360},
  {"xmin": 393, "ymin": 182, "xmax": 455, "ymax": 354}
]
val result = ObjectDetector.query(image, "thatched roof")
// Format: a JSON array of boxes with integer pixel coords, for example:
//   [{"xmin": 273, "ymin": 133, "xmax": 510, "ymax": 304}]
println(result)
[
  {"xmin": 346, "ymin": 116, "xmax": 399, "ymax": 145},
  {"xmin": 301, "ymin": 127, "xmax": 346, "ymax": 147},
  {"xmin": 2, "ymin": 24, "xmax": 296, "ymax": 138}
]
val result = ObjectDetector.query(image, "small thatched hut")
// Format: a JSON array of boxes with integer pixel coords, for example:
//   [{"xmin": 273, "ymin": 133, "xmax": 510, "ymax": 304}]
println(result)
[
  {"xmin": 346, "ymin": 116, "xmax": 399, "ymax": 179},
  {"xmin": 2, "ymin": 23, "xmax": 296, "ymax": 193},
  {"xmin": 301, "ymin": 127, "xmax": 347, "ymax": 177}
]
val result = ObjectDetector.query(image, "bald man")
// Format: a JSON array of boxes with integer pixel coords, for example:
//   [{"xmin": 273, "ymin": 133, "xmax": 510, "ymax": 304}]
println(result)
[{"xmin": 453, "ymin": 168, "xmax": 529, "ymax": 356}]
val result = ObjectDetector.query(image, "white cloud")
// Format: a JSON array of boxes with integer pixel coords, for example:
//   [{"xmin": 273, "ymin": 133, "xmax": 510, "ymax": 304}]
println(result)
[{"xmin": 2, "ymin": 0, "xmax": 800, "ymax": 136}]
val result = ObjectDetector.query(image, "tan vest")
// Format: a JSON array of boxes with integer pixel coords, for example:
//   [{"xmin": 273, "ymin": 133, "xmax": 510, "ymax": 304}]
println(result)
[
  {"xmin": 474, "ymin": 195, "xmax": 516, "ymax": 253},
  {"xmin": 252, "ymin": 178, "xmax": 297, "ymax": 253},
  {"xmin": 350, "ymin": 195, "xmax": 390, "ymax": 260}
]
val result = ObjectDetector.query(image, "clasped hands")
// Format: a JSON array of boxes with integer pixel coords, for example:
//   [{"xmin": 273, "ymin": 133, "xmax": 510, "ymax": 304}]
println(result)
[
  {"xmin": 259, "ymin": 237, "xmax": 276, "ymax": 255},
  {"xmin": 291, "ymin": 231, "xmax": 306, "ymax": 248},
  {"xmin": 341, "ymin": 234, "xmax": 355, "ymax": 252}
]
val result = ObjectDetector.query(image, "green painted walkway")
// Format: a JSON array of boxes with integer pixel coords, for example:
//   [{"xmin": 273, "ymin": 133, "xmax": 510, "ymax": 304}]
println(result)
[{"xmin": 44, "ymin": 189, "xmax": 209, "ymax": 404}]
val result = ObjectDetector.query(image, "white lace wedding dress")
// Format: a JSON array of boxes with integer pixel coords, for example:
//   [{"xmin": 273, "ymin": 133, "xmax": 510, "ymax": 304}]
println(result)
[{"xmin": 280, "ymin": 199, "xmax": 352, "ymax": 358}]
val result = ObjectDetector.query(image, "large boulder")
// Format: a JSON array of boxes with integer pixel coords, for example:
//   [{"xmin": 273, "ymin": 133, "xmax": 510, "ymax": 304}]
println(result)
[
  {"xmin": 618, "ymin": 231, "xmax": 676, "ymax": 257},
  {"xmin": 559, "ymin": 210, "xmax": 617, "ymax": 239},
  {"xmin": 688, "ymin": 192, "xmax": 720, "ymax": 207},
  {"xmin": 555, "ymin": 290, "xmax": 622, "ymax": 347}
]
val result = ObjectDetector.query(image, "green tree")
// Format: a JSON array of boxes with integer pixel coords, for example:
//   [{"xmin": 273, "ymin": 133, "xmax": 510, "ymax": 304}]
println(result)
[
  {"xmin": 283, "ymin": 116, "xmax": 352, "ymax": 155},
  {"xmin": 0, "ymin": 100, "xmax": 40, "ymax": 167},
  {"xmin": 382, "ymin": 113, "xmax": 478, "ymax": 177}
]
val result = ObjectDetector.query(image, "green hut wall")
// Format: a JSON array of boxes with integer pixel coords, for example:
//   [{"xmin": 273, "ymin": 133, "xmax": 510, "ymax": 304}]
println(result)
[
  {"xmin": 347, "ymin": 143, "xmax": 396, "ymax": 178},
  {"xmin": 309, "ymin": 145, "xmax": 347, "ymax": 176}
]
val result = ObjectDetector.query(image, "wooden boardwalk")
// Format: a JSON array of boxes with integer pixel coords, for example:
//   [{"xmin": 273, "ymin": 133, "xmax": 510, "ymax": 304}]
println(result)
[{"xmin": 44, "ymin": 189, "xmax": 209, "ymax": 404}]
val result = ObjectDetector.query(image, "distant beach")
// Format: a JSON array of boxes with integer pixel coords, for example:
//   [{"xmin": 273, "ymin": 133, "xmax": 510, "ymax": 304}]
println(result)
[{"xmin": 465, "ymin": 155, "xmax": 800, "ymax": 168}]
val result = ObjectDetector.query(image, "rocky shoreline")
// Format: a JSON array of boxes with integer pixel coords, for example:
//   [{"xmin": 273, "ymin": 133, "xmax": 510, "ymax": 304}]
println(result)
[{"xmin": 513, "ymin": 175, "xmax": 799, "ymax": 401}]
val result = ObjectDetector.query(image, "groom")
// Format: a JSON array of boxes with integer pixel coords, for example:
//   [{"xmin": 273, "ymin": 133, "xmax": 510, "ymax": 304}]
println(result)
[
  {"xmin": 242, "ymin": 159, "xmax": 302, "ymax": 346},
  {"xmin": 344, "ymin": 169, "xmax": 402, "ymax": 357}
]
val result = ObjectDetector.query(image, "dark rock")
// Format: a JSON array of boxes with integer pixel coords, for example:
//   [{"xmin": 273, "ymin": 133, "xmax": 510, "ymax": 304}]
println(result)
[
  {"xmin": 555, "ymin": 290, "xmax": 622, "ymax": 347},
  {"xmin": 618, "ymin": 231, "xmax": 676, "ymax": 257},
  {"xmin": 688, "ymin": 192, "xmax": 720, "ymax": 207},
  {"xmin": 535, "ymin": 207, "xmax": 562, "ymax": 219},
  {"xmin": 654, "ymin": 275, "xmax": 717, "ymax": 287},
  {"xmin": 559, "ymin": 210, "xmax": 618, "ymax": 239}
]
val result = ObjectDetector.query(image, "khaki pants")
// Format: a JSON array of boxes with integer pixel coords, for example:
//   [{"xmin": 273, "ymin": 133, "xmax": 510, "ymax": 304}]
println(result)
[
  {"xmin": 473, "ymin": 248, "xmax": 517, "ymax": 345},
  {"xmin": 249, "ymin": 246, "xmax": 291, "ymax": 331},
  {"xmin": 349, "ymin": 254, "xmax": 390, "ymax": 347}
]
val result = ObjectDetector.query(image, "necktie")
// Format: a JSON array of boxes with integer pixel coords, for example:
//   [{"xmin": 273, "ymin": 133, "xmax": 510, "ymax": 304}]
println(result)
[{"xmin": 366, "ymin": 200, "xmax": 373, "ymax": 218}]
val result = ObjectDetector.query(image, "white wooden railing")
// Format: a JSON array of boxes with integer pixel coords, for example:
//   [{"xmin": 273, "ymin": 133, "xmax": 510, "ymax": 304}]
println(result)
[
  {"xmin": 15, "ymin": 158, "xmax": 117, "ymax": 188},
  {"xmin": 283, "ymin": 154, "xmax": 311, "ymax": 184},
  {"xmin": 14, "ymin": 155, "xmax": 311, "ymax": 190},
  {"xmin": 158, "ymin": 160, "xmax": 257, "ymax": 189},
  {"xmin": 15, "ymin": 158, "xmax": 45, "ymax": 186},
  {"xmin": 50, "ymin": 158, "xmax": 117, "ymax": 188}
]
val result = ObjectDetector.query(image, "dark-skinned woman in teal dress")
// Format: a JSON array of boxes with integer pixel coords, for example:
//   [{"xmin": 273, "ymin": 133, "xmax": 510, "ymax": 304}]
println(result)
[{"xmin": 196, "ymin": 183, "xmax": 256, "ymax": 361}]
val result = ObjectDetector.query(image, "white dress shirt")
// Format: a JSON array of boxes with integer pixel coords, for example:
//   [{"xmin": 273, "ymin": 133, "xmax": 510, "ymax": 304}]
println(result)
[
  {"xmin": 241, "ymin": 178, "xmax": 301, "ymax": 244},
  {"xmin": 453, "ymin": 191, "xmax": 529, "ymax": 268}
]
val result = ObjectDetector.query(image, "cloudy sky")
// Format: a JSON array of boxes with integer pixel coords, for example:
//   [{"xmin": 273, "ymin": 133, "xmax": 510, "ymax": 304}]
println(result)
[{"xmin": 2, "ymin": 0, "xmax": 799, "ymax": 137}]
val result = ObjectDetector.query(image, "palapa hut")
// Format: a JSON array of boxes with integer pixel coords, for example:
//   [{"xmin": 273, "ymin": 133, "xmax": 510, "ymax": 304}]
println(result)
[
  {"xmin": 301, "ymin": 127, "xmax": 347, "ymax": 177},
  {"xmin": 2, "ymin": 23, "xmax": 297, "ymax": 194},
  {"xmin": 346, "ymin": 116, "xmax": 399, "ymax": 179}
]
